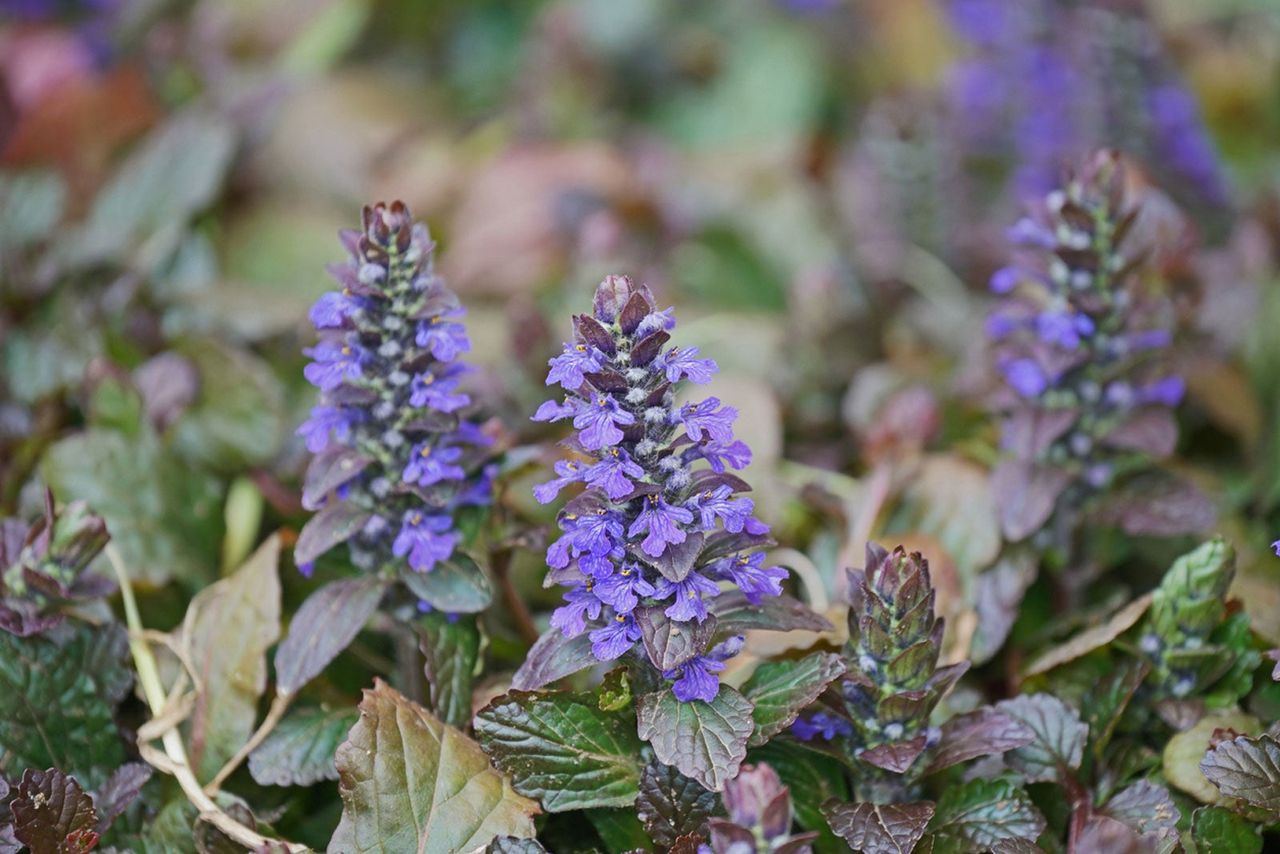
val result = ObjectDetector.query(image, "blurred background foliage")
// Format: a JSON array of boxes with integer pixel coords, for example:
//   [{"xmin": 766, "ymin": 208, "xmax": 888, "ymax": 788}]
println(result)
[{"xmin": 3, "ymin": 0, "xmax": 1280, "ymax": 842}]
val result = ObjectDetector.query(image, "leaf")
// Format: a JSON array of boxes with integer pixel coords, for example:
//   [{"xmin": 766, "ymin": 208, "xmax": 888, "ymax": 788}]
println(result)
[
  {"xmin": 637, "ymin": 607, "xmax": 718, "ymax": 672},
  {"xmin": 969, "ymin": 554, "xmax": 1037, "ymax": 665},
  {"xmin": 274, "ymin": 575, "xmax": 387, "ymax": 696},
  {"xmin": 992, "ymin": 460, "xmax": 1070, "ymax": 542},
  {"xmin": 899, "ymin": 454, "xmax": 1000, "ymax": 577},
  {"xmin": 740, "ymin": 653, "xmax": 846, "ymax": 748},
  {"xmin": 926, "ymin": 708, "xmax": 1036, "ymax": 773},
  {"xmin": 303, "ymin": 447, "xmax": 372, "ymax": 511},
  {"xmin": 926, "ymin": 778, "xmax": 1046, "ymax": 853},
  {"xmin": 248, "ymin": 705, "xmax": 359, "ymax": 788},
  {"xmin": 10, "ymin": 768, "xmax": 100, "ymax": 854},
  {"xmin": 860, "ymin": 736, "xmax": 929, "ymax": 774},
  {"xmin": 584, "ymin": 808, "xmax": 652, "ymax": 853},
  {"xmin": 1102, "ymin": 408, "xmax": 1178, "ymax": 457},
  {"xmin": 330, "ymin": 680, "xmax": 539, "ymax": 852},
  {"xmin": 474, "ymin": 690, "xmax": 642, "ymax": 812},
  {"xmin": 0, "ymin": 623, "xmax": 130, "ymax": 790},
  {"xmin": 1094, "ymin": 471, "xmax": 1216, "ymax": 536},
  {"xmin": 399, "ymin": 552, "xmax": 493, "ymax": 613},
  {"xmin": 994, "ymin": 694, "xmax": 1087, "ymax": 785},
  {"xmin": 635, "ymin": 687, "xmax": 754, "ymax": 792},
  {"xmin": 635, "ymin": 761, "xmax": 717, "ymax": 847},
  {"xmin": 1023, "ymin": 593, "xmax": 1152, "ymax": 677},
  {"xmin": 486, "ymin": 838, "xmax": 549, "ymax": 854},
  {"xmin": 1189, "ymin": 805, "xmax": 1262, "ymax": 853},
  {"xmin": 1199, "ymin": 735, "xmax": 1280, "ymax": 816},
  {"xmin": 1103, "ymin": 780, "xmax": 1180, "ymax": 843},
  {"xmin": 42, "ymin": 429, "xmax": 222, "ymax": 587},
  {"xmin": 182, "ymin": 535, "xmax": 282, "ymax": 780},
  {"xmin": 170, "ymin": 339, "xmax": 288, "ymax": 471},
  {"xmin": 418, "ymin": 612, "xmax": 482, "ymax": 729},
  {"xmin": 1163, "ymin": 710, "xmax": 1261, "ymax": 805},
  {"xmin": 294, "ymin": 502, "xmax": 371, "ymax": 566},
  {"xmin": 710, "ymin": 592, "xmax": 832, "ymax": 635},
  {"xmin": 821, "ymin": 800, "xmax": 935, "ymax": 854},
  {"xmin": 1073, "ymin": 815, "xmax": 1142, "ymax": 854},
  {"xmin": 91, "ymin": 762, "xmax": 153, "ymax": 832},
  {"xmin": 72, "ymin": 109, "xmax": 235, "ymax": 269},
  {"xmin": 511, "ymin": 629, "xmax": 597, "ymax": 692}
]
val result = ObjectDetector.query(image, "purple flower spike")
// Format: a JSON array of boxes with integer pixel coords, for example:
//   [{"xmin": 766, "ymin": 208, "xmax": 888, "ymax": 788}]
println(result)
[
  {"xmin": 988, "ymin": 153, "xmax": 1190, "ymax": 544},
  {"xmin": 532, "ymin": 275, "xmax": 787, "ymax": 701},
  {"xmin": 294, "ymin": 201, "xmax": 490, "ymax": 611}
]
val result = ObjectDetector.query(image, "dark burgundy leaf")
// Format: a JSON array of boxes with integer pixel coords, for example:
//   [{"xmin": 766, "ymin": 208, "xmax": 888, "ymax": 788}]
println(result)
[
  {"xmin": 618, "ymin": 291, "xmax": 650, "ymax": 335},
  {"xmin": 635, "ymin": 761, "xmax": 717, "ymax": 847},
  {"xmin": 637, "ymin": 607, "xmax": 717, "ymax": 671},
  {"xmin": 511, "ymin": 628, "xmax": 597, "ymax": 691},
  {"xmin": 992, "ymin": 460, "xmax": 1070, "ymax": 542},
  {"xmin": 630, "ymin": 331, "xmax": 670, "ymax": 367},
  {"xmin": 133, "ymin": 352, "xmax": 199, "ymax": 431},
  {"xmin": 711, "ymin": 593, "xmax": 831, "ymax": 635},
  {"xmin": 821, "ymin": 800, "xmax": 935, "ymax": 854},
  {"xmin": 573, "ymin": 314, "xmax": 616, "ymax": 354},
  {"xmin": 859, "ymin": 735, "xmax": 928, "ymax": 774},
  {"xmin": 90, "ymin": 762, "xmax": 152, "ymax": 832},
  {"xmin": 926, "ymin": 708, "xmax": 1035, "ymax": 773},
  {"xmin": 274, "ymin": 576, "xmax": 388, "ymax": 695},
  {"xmin": 301, "ymin": 447, "xmax": 371, "ymax": 512},
  {"xmin": 698, "ymin": 531, "xmax": 775, "ymax": 566},
  {"xmin": 1001, "ymin": 408, "xmax": 1077, "ymax": 459},
  {"xmin": 1101, "ymin": 408, "xmax": 1178, "ymax": 458},
  {"xmin": 1093, "ymin": 471, "xmax": 1216, "ymax": 536},
  {"xmin": 10, "ymin": 768, "xmax": 99, "ymax": 854},
  {"xmin": 293, "ymin": 502, "xmax": 371, "ymax": 565},
  {"xmin": 633, "ymin": 532, "xmax": 704, "ymax": 583},
  {"xmin": 582, "ymin": 368, "xmax": 629, "ymax": 393},
  {"xmin": 688, "ymin": 470, "xmax": 752, "ymax": 494}
]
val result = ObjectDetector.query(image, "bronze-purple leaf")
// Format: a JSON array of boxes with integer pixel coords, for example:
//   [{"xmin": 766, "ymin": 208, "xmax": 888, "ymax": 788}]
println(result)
[{"xmin": 274, "ymin": 576, "xmax": 388, "ymax": 695}]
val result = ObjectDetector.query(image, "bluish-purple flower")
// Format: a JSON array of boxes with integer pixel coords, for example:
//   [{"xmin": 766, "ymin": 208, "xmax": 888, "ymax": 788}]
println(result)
[
  {"xmin": 393, "ymin": 512, "xmax": 457, "ymax": 573},
  {"xmin": 628, "ymin": 496, "xmax": 694, "ymax": 557},
  {"xmin": 653, "ymin": 571, "xmax": 720, "ymax": 622},
  {"xmin": 417, "ymin": 310, "xmax": 471, "ymax": 361},
  {"xmin": 589, "ymin": 613, "xmax": 642, "ymax": 660},
  {"xmin": 715, "ymin": 552, "xmax": 787, "ymax": 605},
  {"xmin": 573, "ymin": 395, "xmax": 635, "ymax": 450},
  {"xmin": 547, "ymin": 343, "xmax": 605, "ymax": 390},
  {"xmin": 303, "ymin": 339, "xmax": 367, "ymax": 391},
  {"xmin": 402, "ymin": 444, "xmax": 465, "ymax": 488}
]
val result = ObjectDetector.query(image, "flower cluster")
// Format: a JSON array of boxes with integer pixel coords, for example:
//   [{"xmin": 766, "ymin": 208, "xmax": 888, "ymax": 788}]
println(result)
[
  {"xmin": 699, "ymin": 764, "xmax": 816, "ymax": 854},
  {"xmin": 0, "ymin": 491, "xmax": 110, "ymax": 637},
  {"xmin": 944, "ymin": 0, "xmax": 1229, "ymax": 207},
  {"xmin": 532, "ymin": 275, "xmax": 785, "ymax": 702},
  {"xmin": 1140, "ymin": 537, "xmax": 1258, "ymax": 702},
  {"xmin": 988, "ymin": 151, "xmax": 1186, "ymax": 543},
  {"xmin": 295, "ymin": 202, "xmax": 490, "ymax": 606}
]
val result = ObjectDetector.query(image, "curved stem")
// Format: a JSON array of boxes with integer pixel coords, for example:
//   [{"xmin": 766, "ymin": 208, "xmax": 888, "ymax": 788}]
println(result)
[
  {"xmin": 492, "ymin": 546, "xmax": 539, "ymax": 645},
  {"xmin": 204, "ymin": 691, "xmax": 293, "ymax": 796},
  {"xmin": 107, "ymin": 545, "xmax": 307, "ymax": 853}
]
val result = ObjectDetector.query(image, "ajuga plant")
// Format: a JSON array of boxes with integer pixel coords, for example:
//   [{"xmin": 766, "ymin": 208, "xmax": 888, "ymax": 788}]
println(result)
[
  {"xmin": 0, "ymin": 493, "xmax": 152, "ymax": 849},
  {"xmin": 987, "ymin": 150, "xmax": 1211, "ymax": 562},
  {"xmin": 1009, "ymin": 536, "xmax": 1267, "ymax": 850},
  {"xmin": 475, "ymin": 276, "xmax": 833, "ymax": 811},
  {"xmin": 0, "ymin": 489, "xmax": 109, "ymax": 636},
  {"xmin": 773, "ymin": 544, "xmax": 1045, "ymax": 853},
  {"xmin": 290, "ymin": 201, "xmax": 493, "ymax": 676}
]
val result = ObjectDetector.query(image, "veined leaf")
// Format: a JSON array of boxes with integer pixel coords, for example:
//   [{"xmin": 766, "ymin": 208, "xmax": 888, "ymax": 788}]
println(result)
[
  {"xmin": 330, "ymin": 680, "xmax": 538, "ymax": 852},
  {"xmin": 248, "ymin": 705, "xmax": 359, "ymax": 787},
  {"xmin": 474, "ymin": 690, "xmax": 642, "ymax": 812},
  {"xmin": 636, "ymin": 687, "xmax": 754, "ymax": 792},
  {"xmin": 926, "ymin": 777, "xmax": 1046, "ymax": 853},
  {"xmin": 635, "ymin": 761, "xmax": 716, "ymax": 847},
  {"xmin": 740, "ymin": 652, "xmax": 846, "ymax": 747},
  {"xmin": 418, "ymin": 612, "xmax": 482, "ymax": 728}
]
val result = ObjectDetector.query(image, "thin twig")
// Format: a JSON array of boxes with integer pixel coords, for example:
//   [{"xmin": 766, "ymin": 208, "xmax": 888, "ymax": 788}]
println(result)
[
  {"xmin": 205, "ymin": 692, "xmax": 293, "ymax": 796},
  {"xmin": 492, "ymin": 546, "xmax": 540, "ymax": 645},
  {"xmin": 107, "ymin": 545, "xmax": 306, "ymax": 853}
]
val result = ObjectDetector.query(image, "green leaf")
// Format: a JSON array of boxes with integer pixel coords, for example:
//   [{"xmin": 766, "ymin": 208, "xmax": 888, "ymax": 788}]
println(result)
[
  {"xmin": 584, "ymin": 808, "xmax": 652, "ymax": 853},
  {"xmin": 486, "ymin": 837, "xmax": 549, "ymax": 854},
  {"xmin": 1163, "ymin": 710, "xmax": 1261, "ymax": 804},
  {"xmin": 995, "ymin": 694, "xmax": 1087, "ymax": 784},
  {"xmin": 635, "ymin": 761, "xmax": 716, "ymax": 847},
  {"xmin": 740, "ymin": 652, "xmax": 846, "ymax": 747},
  {"xmin": 1200, "ymin": 734, "xmax": 1280, "ymax": 816},
  {"xmin": 474, "ymin": 690, "xmax": 642, "ymax": 812},
  {"xmin": 170, "ymin": 338, "xmax": 287, "ymax": 471},
  {"xmin": 248, "ymin": 704, "xmax": 359, "ymax": 787},
  {"xmin": 709, "ymin": 592, "xmax": 832, "ymax": 635},
  {"xmin": 72, "ymin": 109, "xmax": 235, "ymax": 270},
  {"xmin": 400, "ymin": 552, "xmax": 493, "ymax": 613},
  {"xmin": 636, "ymin": 607, "xmax": 717, "ymax": 671},
  {"xmin": 10, "ymin": 767, "xmax": 99, "ymax": 853},
  {"xmin": 181, "ymin": 535, "xmax": 282, "ymax": 780},
  {"xmin": 635, "ymin": 687, "xmax": 754, "ymax": 792},
  {"xmin": 822, "ymin": 800, "xmax": 935, "ymax": 854},
  {"xmin": 1189, "ymin": 805, "xmax": 1262, "ymax": 853},
  {"xmin": 42, "ymin": 429, "xmax": 223, "ymax": 588},
  {"xmin": 275, "ymin": 575, "xmax": 387, "ymax": 696},
  {"xmin": 0, "ymin": 623, "xmax": 130, "ymax": 790},
  {"xmin": 418, "ymin": 612, "xmax": 482, "ymax": 728},
  {"xmin": 926, "ymin": 777, "xmax": 1046, "ymax": 853},
  {"xmin": 750, "ymin": 741, "xmax": 849, "ymax": 853},
  {"xmin": 1102, "ymin": 780, "xmax": 1180, "ymax": 847},
  {"xmin": 0, "ymin": 169, "xmax": 65, "ymax": 251},
  {"xmin": 330, "ymin": 680, "xmax": 539, "ymax": 852}
]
